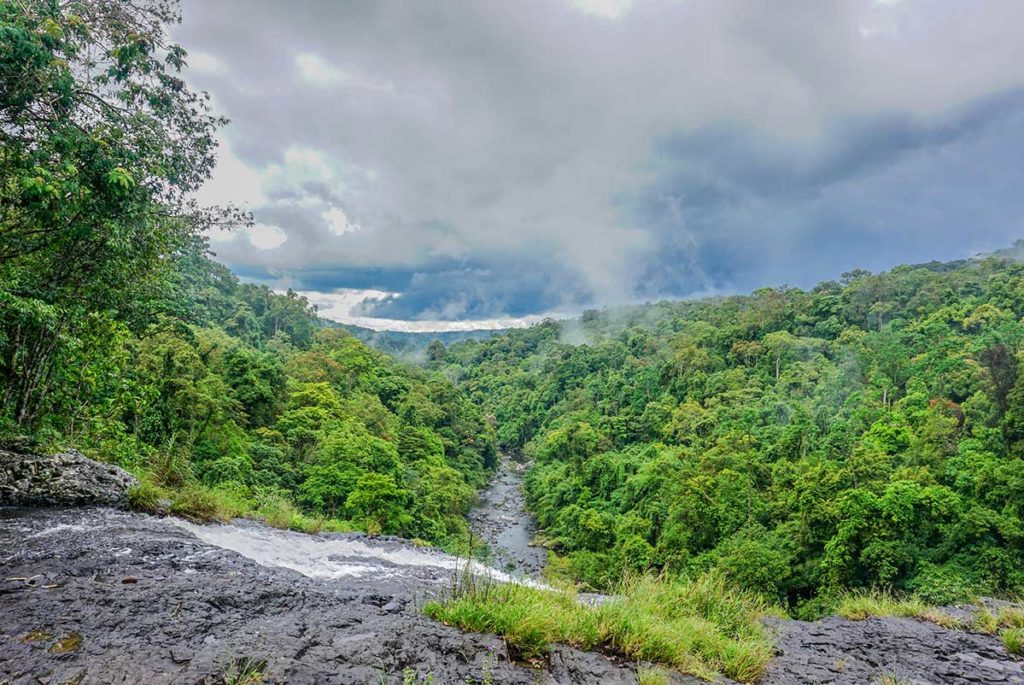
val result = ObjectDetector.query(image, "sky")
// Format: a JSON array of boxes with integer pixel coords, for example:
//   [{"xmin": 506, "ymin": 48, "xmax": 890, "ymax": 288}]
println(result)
[{"xmin": 175, "ymin": 0, "xmax": 1024, "ymax": 332}]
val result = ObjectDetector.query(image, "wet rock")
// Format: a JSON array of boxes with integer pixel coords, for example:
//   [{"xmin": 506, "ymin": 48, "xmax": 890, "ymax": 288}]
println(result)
[
  {"xmin": 0, "ymin": 449, "xmax": 136, "ymax": 507},
  {"xmin": 764, "ymin": 615, "xmax": 1024, "ymax": 684},
  {"xmin": 5, "ymin": 506, "xmax": 1020, "ymax": 684},
  {"xmin": 0, "ymin": 507, "xmax": 641, "ymax": 684}
]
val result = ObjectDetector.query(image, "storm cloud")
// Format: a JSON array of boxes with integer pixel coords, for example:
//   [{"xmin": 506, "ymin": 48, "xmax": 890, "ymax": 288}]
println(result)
[{"xmin": 176, "ymin": 0, "xmax": 1024, "ymax": 330}]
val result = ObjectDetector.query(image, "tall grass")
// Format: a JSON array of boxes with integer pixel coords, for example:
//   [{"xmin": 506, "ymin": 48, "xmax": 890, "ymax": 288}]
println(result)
[
  {"xmin": 424, "ymin": 571, "xmax": 775, "ymax": 682},
  {"xmin": 834, "ymin": 590, "xmax": 963, "ymax": 629},
  {"xmin": 125, "ymin": 473, "xmax": 355, "ymax": 533}
]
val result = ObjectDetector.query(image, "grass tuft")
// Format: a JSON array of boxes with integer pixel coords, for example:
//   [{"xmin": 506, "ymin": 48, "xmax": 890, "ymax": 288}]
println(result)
[
  {"xmin": 220, "ymin": 656, "xmax": 267, "ymax": 685},
  {"xmin": 125, "ymin": 478, "xmax": 164, "ymax": 513},
  {"xmin": 635, "ymin": 665, "xmax": 670, "ymax": 685},
  {"xmin": 169, "ymin": 486, "xmax": 240, "ymax": 523},
  {"xmin": 999, "ymin": 607, "xmax": 1024, "ymax": 630},
  {"xmin": 424, "ymin": 571, "xmax": 774, "ymax": 682},
  {"xmin": 1001, "ymin": 627, "xmax": 1024, "ymax": 656},
  {"xmin": 973, "ymin": 608, "xmax": 999, "ymax": 635},
  {"xmin": 835, "ymin": 590, "xmax": 962, "ymax": 629},
  {"xmin": 124, "ymin": 472, "xmax": 357, "ymax": 535}
]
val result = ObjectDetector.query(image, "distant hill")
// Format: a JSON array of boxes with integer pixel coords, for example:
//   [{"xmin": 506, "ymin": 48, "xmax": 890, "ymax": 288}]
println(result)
[{"xmin": 322, "ymin": 320, "xmax": 504, "ymax": 358}]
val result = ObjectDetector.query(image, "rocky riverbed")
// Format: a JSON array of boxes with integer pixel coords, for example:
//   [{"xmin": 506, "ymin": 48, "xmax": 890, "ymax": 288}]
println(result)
[
  {"xmin": 2, "ymin": 507, "xmax": 1023, "ymax": 684},
  {"xmin": 467, "ymin": 457, "xmax": 547, "ymax": 578}
]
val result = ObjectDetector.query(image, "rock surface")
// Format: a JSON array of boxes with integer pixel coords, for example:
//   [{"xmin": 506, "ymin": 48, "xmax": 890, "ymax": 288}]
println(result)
[
  {"xmin": 0, "ymin": 507, "xmax": 642, "ymax": 685},
  {"xmin": 0, "ymin": 449, "xmax": 136, "ymax": 507},
  {"xmin": 764, "ymin": 614, "xmax": 1024, "ymax": 684}
]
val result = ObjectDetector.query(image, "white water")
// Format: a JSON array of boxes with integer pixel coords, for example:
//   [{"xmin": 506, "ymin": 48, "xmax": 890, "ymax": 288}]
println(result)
[
  {"xmin": 27, "ymin": 523, "xmax": 89, "ymax": 538},
  {"xmin": 170, "ymin": 518, "xmax": 541, "ymax": 586}
]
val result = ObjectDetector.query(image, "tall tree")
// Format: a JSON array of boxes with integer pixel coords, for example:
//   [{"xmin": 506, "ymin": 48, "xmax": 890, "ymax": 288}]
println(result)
[{"xmin": 0, "ymin": 0, "xmax": 238, "ymax": 427}]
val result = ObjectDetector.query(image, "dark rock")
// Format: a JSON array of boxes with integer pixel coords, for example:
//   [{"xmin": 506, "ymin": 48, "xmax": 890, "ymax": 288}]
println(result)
[
  {"xmin": 0, "ymin": 449, "xmax": 136, "ymax": 507},
  {"xmin": 0, "ymin": 507, "xmax": 641, "ymax": 684},
  {"xmin": 4, "ymin": 504, "xmax": 1021, "ymax": 684},
  {"xmin": 764, "ymin": 615, "xmax": 1024, "ymax": 684}
]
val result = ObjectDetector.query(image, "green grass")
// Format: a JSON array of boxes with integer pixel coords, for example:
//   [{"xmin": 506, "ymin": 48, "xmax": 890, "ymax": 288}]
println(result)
[
  {"xmin": 973, "ymin": 608, "xmax": 1000, "ymax": 634},
  {"xmin": 1001, "ymin": 627, "xmax": 1024, "ymax": 656},
  {"xmin": 635, "ymin": 665, "xmax": 670, "ymax": 685},
  {"xmin": 125, "ymin": 478, "xmax": 164, "ymax": 513},
  {"xmin": 125, "ymin": 473, "xmax": 357, "ymax": 533},
  {"xmin": 220, "ymin": 656, "xmax": 267, "ymax": 685},
  {"xmin": 834, "ymin": 590, "xmax": 1024, "ymax": 648},
  {"xmin": 423, "ymin": 572, "xmax": 775, "ymax": 682},
  {"xmin": 999, "ymin": 607, "xmax": 1024, "ymax": 629},
  {"xmin": 834, "ymin": 591, "xmax": 963, "ymax": 629}
]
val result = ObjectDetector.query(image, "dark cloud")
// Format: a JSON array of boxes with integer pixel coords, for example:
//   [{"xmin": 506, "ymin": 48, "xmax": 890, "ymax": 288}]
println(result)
[{"xmin": 177, "ymin": 0, "xmax": 1024, "ymax": 327}]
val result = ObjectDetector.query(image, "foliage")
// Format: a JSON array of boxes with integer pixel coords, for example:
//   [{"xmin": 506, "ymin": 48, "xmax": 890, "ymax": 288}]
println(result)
[
  {"xmin": 0, "ymin": 0, "xmax": 237, "ymax": 428},
  {"xmin": 436, "ymin": 250, "xmax": 1024, "ymax": 603},
  {"xmin": 424, "ymin": 571, "xmax": 775, "ymax": 682}
]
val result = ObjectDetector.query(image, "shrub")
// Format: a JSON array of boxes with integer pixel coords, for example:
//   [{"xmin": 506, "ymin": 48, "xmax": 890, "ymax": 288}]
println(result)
[
  {"xmin": 907, "ymin": 563, "xmax": 978, "ymax": 606},
  {"xmin": 169, "ymin": 486, "xmax": 242, "ymax": 523}
]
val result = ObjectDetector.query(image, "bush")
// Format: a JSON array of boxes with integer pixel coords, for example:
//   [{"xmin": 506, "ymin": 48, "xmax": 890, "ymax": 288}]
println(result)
[
  {"xmin": 169, "ymin": 486, "xmax": 242, "ymax": 523},
  {"xmin": 907, "ymin": 563, "xmax": 978, "ymax": 606}
]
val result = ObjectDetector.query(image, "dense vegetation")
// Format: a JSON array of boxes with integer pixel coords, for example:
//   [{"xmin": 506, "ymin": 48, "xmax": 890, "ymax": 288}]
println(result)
[
  {"xmin": 435, "ymin": 252, "xmax": 1024, "ymax": 611},
  {"xmin": 0, "ymin": 0, "xmax": 495, "ymax": 547}
]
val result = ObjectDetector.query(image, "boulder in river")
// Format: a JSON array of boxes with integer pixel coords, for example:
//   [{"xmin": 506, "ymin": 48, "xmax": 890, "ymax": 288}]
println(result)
[{"xmin": 0, "ymin": 448, "xmax": 137, "ymax": 507}]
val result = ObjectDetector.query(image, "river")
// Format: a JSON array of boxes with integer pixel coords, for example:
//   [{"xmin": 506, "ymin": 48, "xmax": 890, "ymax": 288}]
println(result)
[{"xmin": 468, "ymin": 456, "xmax": 547, "ymax": 578}]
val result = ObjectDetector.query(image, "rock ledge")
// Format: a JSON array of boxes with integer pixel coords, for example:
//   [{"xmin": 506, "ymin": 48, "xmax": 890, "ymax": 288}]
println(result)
[{"xmin": 0, "ymin": 448, "xmax": 136, "ymax": 506}]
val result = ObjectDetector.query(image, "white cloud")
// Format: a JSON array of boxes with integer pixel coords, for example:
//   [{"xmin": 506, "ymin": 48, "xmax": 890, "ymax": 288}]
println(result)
[
  {"xmin": 195, "ymin": 134, "xmax": 268, "ymax": 209},
  {"xmin": 323, "ymin": 207, "xmax": 359, "ymax": 235},
  {"xmin": 294, "ymin": 288, "xmax": 562, "ymax": 332},
  {"xmin": 188, "ymin": 50, "xmax": 228, "ymax": 75},
  {"xmin": 571, "ymin": 0, "xmax": 633, "ymax": 19},
  {"xmin": 295, "ymin": 52, "xmax": 349, "ymax": 86},
  {"xmin": 248, "ymin": 223, "xmax": 288, "ymax": 250},
  {"xmin": 294, "ymin": 53, "xmax": 393, "ymax": 92}
]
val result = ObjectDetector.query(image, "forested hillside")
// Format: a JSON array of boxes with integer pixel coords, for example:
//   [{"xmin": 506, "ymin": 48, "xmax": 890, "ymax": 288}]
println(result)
[
  {"xmin": 435, "ymin": 252, "xmax": 1024, "ymax": 610},
  {"xmin": 0, "ymin": 0, "xmax": 495, "ymax": 547}
]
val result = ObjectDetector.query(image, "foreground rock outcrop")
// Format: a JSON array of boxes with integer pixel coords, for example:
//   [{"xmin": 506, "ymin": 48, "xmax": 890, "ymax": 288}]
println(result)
[
  {"xmin": 0, "ymin": 507, "xmax": 643, "ymax": 685},
  {"xmin": 0, "ymin": 449, "xmax": 136, "ymax": 507}
]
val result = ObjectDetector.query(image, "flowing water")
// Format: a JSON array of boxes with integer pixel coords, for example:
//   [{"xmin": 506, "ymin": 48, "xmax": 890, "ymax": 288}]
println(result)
[
  {"xmin": 166, "ymin": 457, "xmax": 548, "ymax": 586},
  {"xmin": 169, "ymin": 516, "xmax": 533, "ymax": 585},
  {"xmin": 1, "ymin": 506, "xmax": 633, "ymax": 684}
]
